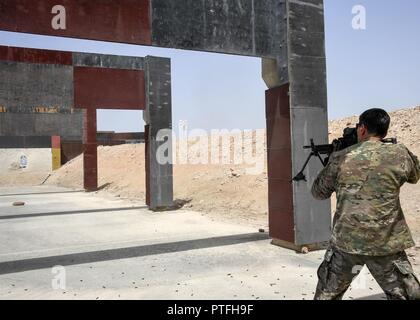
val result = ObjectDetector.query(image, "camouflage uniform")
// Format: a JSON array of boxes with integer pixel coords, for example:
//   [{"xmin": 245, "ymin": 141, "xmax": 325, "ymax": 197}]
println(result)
[{"xmin": 311, "ymin": 141, "xmax": 420, "ymax": 300}]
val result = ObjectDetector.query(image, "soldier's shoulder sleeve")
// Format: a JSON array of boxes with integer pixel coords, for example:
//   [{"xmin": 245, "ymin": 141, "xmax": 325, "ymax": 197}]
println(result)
[
  {"xmin": 311, "ymin": 152, "xmax": 341, "ymax": 200},
  {"xmin": 402, "ymin": 145, "xmax": 420, "ymax": 184}
]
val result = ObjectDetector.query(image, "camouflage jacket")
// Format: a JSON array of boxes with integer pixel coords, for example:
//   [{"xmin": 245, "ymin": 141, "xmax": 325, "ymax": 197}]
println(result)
[{"xmin": 312, "ymin": 140, "xmax": 420, "ymax": 256}]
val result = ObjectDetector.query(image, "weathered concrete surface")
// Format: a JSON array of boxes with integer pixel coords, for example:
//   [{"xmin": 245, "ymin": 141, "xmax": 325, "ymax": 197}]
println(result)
[
  {"xmin": 0, "ymin": 136, "xmax": 51, "ymax": 149},
  {"xmin": 73, "ymin": 53, "xmax": 145, "ymax": 70},
  {"xmin": 0, "ymin": 48, "xmax": 149, "ymax": 139},
  {"xmin": 0, "ymin": 186, "xmax": 386, "ymax": 300},
  {"xmin": 144, "ymin": 56, "xmax": 174, "ymax": 210},
  {"xmin": 263, "ymin": 0, "xmax": 331, "ymax": 247},
  {"xmin": 287, "ymin": 0, "xmax": 331, "ymax": 246},
  {"xmin": 0, "ymin": 52, "xmax": 80, "ymax": 139},
  {"xmin": 152, "ymin": 0, "xmax": 287, "ymax": 58},
  {"xmin": 0, "ymin": 113, "xmax": 83, "ymax": 140},
  {"xmin": 0, "ymin": 60, "xmax": 74, "ymax": 109},
  {"xmin": 0, "ymin": 0, "xmax": 287, "ymax": 58}
]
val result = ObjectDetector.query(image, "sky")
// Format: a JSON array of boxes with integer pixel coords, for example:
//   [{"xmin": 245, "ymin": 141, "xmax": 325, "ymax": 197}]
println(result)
[{"xmin": 0, "ymin": 0, "xmax": 419, "ymax": 133}]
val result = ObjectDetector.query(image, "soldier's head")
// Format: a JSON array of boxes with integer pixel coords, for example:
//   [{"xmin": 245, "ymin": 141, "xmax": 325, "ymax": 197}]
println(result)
[{"xmin": 357, "ymin": 108, "xmax": 390, "ymax": 142}]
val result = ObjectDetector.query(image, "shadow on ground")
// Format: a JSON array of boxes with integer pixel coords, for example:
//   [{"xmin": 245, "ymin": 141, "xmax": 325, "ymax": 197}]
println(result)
[{"xmin": 0, "ymin": 232, "xmax": 270, "ymax": 275}]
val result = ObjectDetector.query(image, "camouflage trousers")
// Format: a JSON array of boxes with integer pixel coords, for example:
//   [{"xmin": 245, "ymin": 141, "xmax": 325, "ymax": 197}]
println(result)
[{"xmin": 314, "ymin": 246, "xmax": 420, "ymax": 300}]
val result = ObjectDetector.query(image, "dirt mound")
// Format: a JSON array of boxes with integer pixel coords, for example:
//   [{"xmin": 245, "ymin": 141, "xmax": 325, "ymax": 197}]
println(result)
[
  {"xmin": 2, "ymin": 106, "xmax": 419, "ymax": 235},
  {"xmin": 329, "ymin": 106, "xmax": 420, "ymax": 153},
  {"xmin": 42, "ymin": 106, "xmax": 420, "ymax": 233}
]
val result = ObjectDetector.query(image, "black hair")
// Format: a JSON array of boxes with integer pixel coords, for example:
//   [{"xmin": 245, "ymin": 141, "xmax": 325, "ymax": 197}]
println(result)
[{"xmin": 359, "ymin": 108, "xmax": 390, "ymax": 138}]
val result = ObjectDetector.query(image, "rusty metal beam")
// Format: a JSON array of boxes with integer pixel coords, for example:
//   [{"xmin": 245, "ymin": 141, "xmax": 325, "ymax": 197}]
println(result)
[{"xmin": 0, "ymin": 46, "xmax": 73, "ymax": 65}]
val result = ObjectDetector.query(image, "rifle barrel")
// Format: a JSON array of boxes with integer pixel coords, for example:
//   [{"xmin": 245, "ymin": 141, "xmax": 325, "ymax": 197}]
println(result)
[{"xmin": 303, "ymin": 144, "xmax": 333, "ymax": 154}]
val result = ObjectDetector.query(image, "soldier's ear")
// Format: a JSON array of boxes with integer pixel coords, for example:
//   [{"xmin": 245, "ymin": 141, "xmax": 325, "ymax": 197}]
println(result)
[{"xmin": 358, "ymin": 124, "xmax": 370, "ymax": 140}]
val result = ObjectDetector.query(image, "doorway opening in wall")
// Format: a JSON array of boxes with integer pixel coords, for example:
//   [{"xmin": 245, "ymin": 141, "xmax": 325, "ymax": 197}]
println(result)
[
  {"xmin": 94, "ymin": 109, "xmax": 147, "ymax": 201},
  {"xmin": 170, "ymin": 51, "xmax": 269, "ymax": 230}
]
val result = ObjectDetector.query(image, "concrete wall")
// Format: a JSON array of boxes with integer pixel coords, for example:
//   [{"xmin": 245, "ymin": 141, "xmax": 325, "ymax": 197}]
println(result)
[
  {"xmin": 287, "ymin": 0, "xmax": 331, "ymax": 245},
  {"xmin": 0, "ymin": 58, "xmax": 82, "ymax": 139},
  {"xmin": 0, "ymin": 0, "xmax": 286, "ymax": 59},
  {"xmin": 0, "ymin": 113, "xmax": 83, "ymax": 139},
  {"xmin": 259, "ymin": 0, "xmax": 331, "ymax": 248},
  {"xmin": 0, "ymin": 50, "xmax": 146, "ymax": 140},
  {"xmin": 151, "ymin": 0, "xmax": 286, "ymax": 58},
  {"xmin": 0, "ymin": 47, "xmax": 174, "ymax": 210},
  {"xmin": 0, "ymin": 61, "xmax": 73, "ymax": 109},
  {"xmin": 0, "ymin": 1, "xmax": 330, "ymax": 247}
]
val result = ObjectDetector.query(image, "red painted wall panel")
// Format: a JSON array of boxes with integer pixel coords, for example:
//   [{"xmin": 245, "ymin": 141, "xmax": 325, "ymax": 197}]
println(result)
[
  {"xmin": 74, "ymin": 67, "xmax": 146, "ymax": 110},
  {"xmin": 265, "ymin": 84, "xmax": 295, "ymax": 244},
  {"xmin": 0, "ymin": 0, "xmax": 151, "ymax": 45},
  {"xmin": 83, "ymin": 108, "xmax": 98, "ymax": 191},
  {"xmin": 0, "ymin": 46, "xmax": 73, "ymax": 65}
]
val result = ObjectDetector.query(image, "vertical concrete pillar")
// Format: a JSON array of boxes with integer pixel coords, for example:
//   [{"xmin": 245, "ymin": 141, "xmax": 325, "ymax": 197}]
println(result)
[
  {"xmin": 144, "ymin": 124, "xmax": 151, "ymax": 207},
  {"xmin": 264, "ymin": 0, "xmax": 331, "ymax": 251},
  {"xmin": 143, "ymin": 56, "xmax": 174, "ymax": 210},
  {"xmin": 83, "ymin": 108, "xmax": 98, "ymax": 192}
]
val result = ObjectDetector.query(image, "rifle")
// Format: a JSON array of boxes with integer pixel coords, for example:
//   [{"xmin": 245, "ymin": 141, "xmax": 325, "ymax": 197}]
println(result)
[{"xmin": 292, "ymin": 127, "xmax": 397, "ymax": 182}]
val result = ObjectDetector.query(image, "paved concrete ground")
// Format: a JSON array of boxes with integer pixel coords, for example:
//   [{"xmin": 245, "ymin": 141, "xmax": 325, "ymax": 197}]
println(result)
[{"xmin": 0, "ymin": 186, "xmax": 386, "ymax": 300}]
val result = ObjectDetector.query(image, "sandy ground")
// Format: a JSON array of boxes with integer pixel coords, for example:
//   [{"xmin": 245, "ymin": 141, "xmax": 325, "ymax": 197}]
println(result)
[
  {"xmin": 1, "ymin": 186, "xmax": 395, "ymax": 300},
  {"xmin": 1, "ymin": 106, "xmax": 419, "ymax": 247}
]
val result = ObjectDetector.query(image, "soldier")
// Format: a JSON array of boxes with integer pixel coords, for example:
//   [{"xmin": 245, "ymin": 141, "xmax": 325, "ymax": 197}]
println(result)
[{"xmin": 312, "ymin": 108, "xmax": 420, "ymax": 300}]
